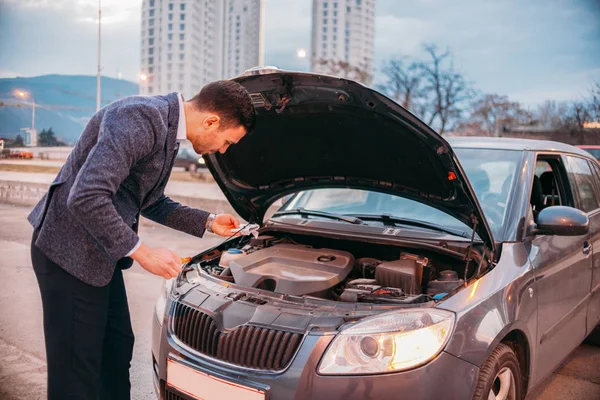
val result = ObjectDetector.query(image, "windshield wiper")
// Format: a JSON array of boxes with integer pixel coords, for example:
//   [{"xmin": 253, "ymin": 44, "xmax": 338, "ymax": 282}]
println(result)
[
  {"xmin": 347, "ymin": 214, "xmax": 472, "ymax": 238},
  {"xmin": 272, "ymin": 208, "xmax": 364, "ymax": 224}
]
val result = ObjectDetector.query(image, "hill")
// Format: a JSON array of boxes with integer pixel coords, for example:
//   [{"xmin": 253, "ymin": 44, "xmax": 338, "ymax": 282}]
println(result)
[{"xmin": 0, "ymin": 74, "xmax": 139, "ymax": 144}]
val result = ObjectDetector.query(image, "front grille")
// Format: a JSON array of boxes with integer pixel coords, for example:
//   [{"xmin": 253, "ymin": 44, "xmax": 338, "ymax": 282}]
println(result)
[
  {"xmin": 165, "ymin": 387, "xmax": 188, "ymax": 400},
  {"xmin": 171, "ymin": 301, "xmax": 303, "ymax": 371}
]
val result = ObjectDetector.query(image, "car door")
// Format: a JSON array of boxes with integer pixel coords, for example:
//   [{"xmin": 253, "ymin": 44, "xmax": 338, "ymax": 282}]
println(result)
[
  {"xmin": 585, "ymin": 159, "xmax": 600, "ymax": 333},
  {"xmin": 529, "ymin": 154, "xmax": 593, "ymax": 385}
]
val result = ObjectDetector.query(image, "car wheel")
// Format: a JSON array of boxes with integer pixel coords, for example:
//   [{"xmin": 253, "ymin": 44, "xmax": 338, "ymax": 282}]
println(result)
[
  {"xmin": 473, "ymin": 343, "xmax": 523, "ymax": 400},
  {"xmin": 585, "ymin": 325, "xmax": 600, "ymax": 346}
]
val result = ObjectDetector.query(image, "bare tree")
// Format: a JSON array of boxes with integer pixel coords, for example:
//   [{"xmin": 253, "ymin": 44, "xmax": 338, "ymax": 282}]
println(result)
[
  {"xmin": 536, "ymin": 100, "xmax": 569, "ymax": 129},
  {"xmin": 588, "ymin": 82, "xmax": 600, "ymax": 122},
  {"xmin": 419, "ymin": 45, "xmax": 474, "ymax": 134},
  {"xmin": 377, "ymin": 45, "xmax": 473, "ymax": 134},
  {"xmin": 377, "ymin": 58, "xmax": 424, "ymax": 110},
  {"xmin": 563, "ymin": 101, "xmax": 591, "ymax": 130},
  {"xmin": 551, "ymin": 82, "xmax": 600, "ymax": 134},
  {"xmin": 458, "ymin": 94, "xmax": 532, "ymax": 136},
  {"xmin": 315, "ymin": 59, "xmax": 373, "ymax": 84}
]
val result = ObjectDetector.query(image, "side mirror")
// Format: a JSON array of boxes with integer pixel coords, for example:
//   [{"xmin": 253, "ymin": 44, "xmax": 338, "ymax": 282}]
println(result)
[{"xmin": 533, "ymin": 206, "xmax": 589, "ymax": 236}]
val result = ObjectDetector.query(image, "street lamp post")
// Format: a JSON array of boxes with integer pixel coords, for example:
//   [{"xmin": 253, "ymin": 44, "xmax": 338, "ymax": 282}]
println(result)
[
  {"xmin": 96, "ymin": 0, "xmax": 102, "ymax": 111},
  {"xmin": 17, "ymin": 91, "xmax": 37, "ymax": 146},
  {"xmin": 31, "ymin": 98, "xmax": 35, "ymax": 131}
]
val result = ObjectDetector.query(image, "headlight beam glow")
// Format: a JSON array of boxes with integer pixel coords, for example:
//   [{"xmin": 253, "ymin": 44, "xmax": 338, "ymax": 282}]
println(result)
[{"xmin": 318, "ymin": 309, "xmax": 455, "ymax": 375}]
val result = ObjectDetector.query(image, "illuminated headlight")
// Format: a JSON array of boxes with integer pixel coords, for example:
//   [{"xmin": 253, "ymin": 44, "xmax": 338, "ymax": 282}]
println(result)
[
  {"xmin": 154, "ymin": 278, "xmax": 174, "ymax": 326},
  {"xmin": 318, "ymin": 309, "xmax": 454, "ymax": 375},
  {"xmin": 198, "ymin": 157, "xmax": 205, "ymax": 164}
]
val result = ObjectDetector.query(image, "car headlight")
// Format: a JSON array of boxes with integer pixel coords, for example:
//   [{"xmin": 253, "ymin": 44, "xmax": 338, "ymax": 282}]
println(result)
[
  {"xmin": 154, "ymin": 278, "xmax": 175, "ymax": 326},
  {"xmin": 318, "ymin": 309, "xmax": 454, "ymax": 375},
  {"xmin": 198, "ymin": 157, "xmax": 205, "ymax": 164}
]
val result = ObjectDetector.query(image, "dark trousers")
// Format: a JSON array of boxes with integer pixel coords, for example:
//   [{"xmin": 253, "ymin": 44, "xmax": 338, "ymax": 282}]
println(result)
[{"xmin": 31, "ymin": 232, "xmax": 135, "ymax": 400}]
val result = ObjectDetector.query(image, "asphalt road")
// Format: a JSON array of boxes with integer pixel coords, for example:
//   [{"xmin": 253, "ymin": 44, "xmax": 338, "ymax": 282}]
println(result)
[
  {"xmin": 0, "ymin": 204, "xmax": 223, "ymax": 400},
  {"xmin": 0, "ymin": 204, "xmax": 598, "ymax": 399}
]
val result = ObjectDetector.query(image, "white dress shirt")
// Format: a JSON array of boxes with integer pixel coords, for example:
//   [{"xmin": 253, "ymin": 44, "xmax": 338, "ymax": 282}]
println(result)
[
  {"xmin": 176, "ymin": 93, "xmax": 187, "ymax": 141},
  {"xmin": 126, "ymin": 93, "xmax": 186, "ymax": 257}
]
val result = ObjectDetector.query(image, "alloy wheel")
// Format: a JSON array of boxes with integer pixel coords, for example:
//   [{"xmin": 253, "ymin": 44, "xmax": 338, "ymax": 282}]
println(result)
[{"xmin": 488, "ymin": 367, "xmax": 516, "ymax": 400}]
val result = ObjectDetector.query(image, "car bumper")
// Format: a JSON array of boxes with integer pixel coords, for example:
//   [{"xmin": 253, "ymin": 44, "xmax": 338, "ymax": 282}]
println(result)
[{"xmin": 152, "ymin": 311, "xmax": 479, "ymax": 400}]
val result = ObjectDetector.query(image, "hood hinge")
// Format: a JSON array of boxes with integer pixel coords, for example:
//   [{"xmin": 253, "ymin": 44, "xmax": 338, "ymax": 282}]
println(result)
[{"xmin": 463, "ymin": 215, "xmax": 479, "ymax": 284}]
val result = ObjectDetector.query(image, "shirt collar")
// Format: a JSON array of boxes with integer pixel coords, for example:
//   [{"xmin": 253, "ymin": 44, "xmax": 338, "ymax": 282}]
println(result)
[{"xmin": 176, "ymin": 93, "xmax": 187, "ymax": 141}]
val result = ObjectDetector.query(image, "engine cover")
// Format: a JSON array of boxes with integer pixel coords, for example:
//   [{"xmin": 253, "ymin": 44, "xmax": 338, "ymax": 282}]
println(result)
[{"xmin": 229, "ymin": 244, "xmax": 354, "ymax": 296}]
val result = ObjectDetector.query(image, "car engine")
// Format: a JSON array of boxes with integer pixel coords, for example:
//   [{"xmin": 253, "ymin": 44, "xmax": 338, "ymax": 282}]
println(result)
[
  {"xmin": 197, "ymin": 235, "xmax": 466, "ymax": 304},
  {"xmin": 228, "ymin": 244, "xmax": 354, "ymax": 296}
]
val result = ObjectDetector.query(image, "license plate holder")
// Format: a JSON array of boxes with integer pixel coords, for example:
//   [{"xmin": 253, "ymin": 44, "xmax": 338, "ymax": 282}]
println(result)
[{"xmin": 166, "ymin": 358, "xmax": 265, "ymax": 400}]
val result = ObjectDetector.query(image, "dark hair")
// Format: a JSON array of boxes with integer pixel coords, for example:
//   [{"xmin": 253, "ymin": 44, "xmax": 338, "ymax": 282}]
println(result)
[{"xmin": 189, "ymin": 80, "xmax": 256, "ymax": 133}]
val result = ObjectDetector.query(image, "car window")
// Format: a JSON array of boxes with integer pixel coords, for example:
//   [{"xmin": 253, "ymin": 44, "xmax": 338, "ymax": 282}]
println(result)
[
  {"xmin": 564, "ymin": 156, "xmax": 600, "ymax": 213},
  {"xmin": 455, "ymin": 148, "xmax": 522, "ymax": 234},
  {"xmin": 533, "ymin": 158, "xmax": 564, "ymax": 208},
  {"xmin": 587, "ymin": 159, "xmax": 600, "ymax": 199},
  {"xmin": 535, "ymin": 160, "xmax": 552, "ymax": 177}
]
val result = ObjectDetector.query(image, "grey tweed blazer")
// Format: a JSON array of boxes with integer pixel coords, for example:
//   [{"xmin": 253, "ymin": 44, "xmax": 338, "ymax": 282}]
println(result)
[{"xmin": 28, "ymin": 93, "xmax": 210, "ymax": 287}]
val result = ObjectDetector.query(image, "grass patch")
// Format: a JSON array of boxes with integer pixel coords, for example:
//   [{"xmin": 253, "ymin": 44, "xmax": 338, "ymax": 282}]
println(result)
[{"xmin": 0, "ymin": 164, "xmax": 61, "ymax": 174}]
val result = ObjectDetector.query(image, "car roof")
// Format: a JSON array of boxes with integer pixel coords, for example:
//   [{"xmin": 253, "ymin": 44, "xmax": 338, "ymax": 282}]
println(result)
[{"xmin": 447, "ymin": 136, "xmax": 593, "ymax": 158}]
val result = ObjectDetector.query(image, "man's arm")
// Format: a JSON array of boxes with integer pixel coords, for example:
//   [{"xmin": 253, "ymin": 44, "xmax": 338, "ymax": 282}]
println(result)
[
  {"xmin": 141, "ymin": 194, "xmax": 211, "ymax": 237},
  {"xmin": 67, "ymin": 102, "xmax": 158, "ymax": 262}
]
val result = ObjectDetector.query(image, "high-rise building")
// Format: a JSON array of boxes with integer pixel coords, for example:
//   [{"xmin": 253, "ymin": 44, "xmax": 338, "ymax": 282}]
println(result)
[
  {"xmin": 223, "ymin": 0, "xmax": 264, "ymax": 79},
  {"xmin": 310, "ymin": 0, "xmax": 375, "ymax": 83},
  {"xmin": 139, "ymin": 0, "xmax": 264, "ymax": 99}
]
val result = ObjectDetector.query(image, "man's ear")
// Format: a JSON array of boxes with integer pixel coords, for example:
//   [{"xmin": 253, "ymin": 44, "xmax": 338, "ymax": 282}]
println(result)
[{"xmin": 203, "ymin": 115, "xmax": 220, "ymax": 129}]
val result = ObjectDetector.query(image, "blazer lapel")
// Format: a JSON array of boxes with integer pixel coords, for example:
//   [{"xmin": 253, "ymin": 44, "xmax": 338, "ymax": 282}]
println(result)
[{"xmin": 141, "ymin": 93, "xmax": 181, "ymax": 208}]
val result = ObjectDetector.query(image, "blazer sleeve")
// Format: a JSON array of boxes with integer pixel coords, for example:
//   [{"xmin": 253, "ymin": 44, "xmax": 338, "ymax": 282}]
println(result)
[
  {"xmin": 141, "ymin": 194, "xmax": 211, "ymax": 237},
  {"xmin": 67, "ymin": 102, "xmax": 159, "ymax": 262}
]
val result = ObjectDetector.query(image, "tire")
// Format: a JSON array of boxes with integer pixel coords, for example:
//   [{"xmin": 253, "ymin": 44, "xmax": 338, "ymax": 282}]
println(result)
[
  {"xmin": 473, "ymin": 343, "xmax": 523, "ymax": 400},
  {"xmin": 585, "ymin": 325, "xmax": 600, "ymax": 346}
]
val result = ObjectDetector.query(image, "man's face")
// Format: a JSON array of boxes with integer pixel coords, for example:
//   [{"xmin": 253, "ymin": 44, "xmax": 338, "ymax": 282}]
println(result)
[{"xmin": 189, "ymin": 114, "xmax": 247, "ymax": 155}]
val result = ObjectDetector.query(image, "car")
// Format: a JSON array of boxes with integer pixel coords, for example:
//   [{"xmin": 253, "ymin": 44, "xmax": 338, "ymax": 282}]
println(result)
[
  {"xmin": 152, "ymin": 70, "xmax": 600, "ymax": 400},
  {"xmin": 174, "ymin": 146, "xmax": 206, "ymax": 174},
  {"xmin": 7, "ymin": 149, "xmax": 34, "ymax": 159},
  {"xmin": 578, "ymin": 145, "xmax": 600, "ymax": 162}
]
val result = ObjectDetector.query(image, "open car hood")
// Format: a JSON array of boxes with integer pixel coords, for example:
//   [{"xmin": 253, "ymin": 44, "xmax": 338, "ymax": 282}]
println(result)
[{"xmin": 203, "ymin": 70, "xmax": 495, "ymax": 250}]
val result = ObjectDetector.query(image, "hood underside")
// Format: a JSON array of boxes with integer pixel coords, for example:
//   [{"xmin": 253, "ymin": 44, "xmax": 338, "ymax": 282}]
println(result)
[{"xmin": 203, "ymin": 70, "xmax": 494, "ymax": 250}]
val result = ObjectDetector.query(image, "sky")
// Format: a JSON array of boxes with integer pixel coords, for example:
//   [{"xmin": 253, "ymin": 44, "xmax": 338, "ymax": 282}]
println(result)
[{"xmin": 0, "ymin": 0, "xmax": 599, "ymax": 107}]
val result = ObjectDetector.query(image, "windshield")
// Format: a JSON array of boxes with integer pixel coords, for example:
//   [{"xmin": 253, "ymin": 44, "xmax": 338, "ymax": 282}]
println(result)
[{"xmin": 278, "ymin": 148, "xmax": 522, "ymax": 241}]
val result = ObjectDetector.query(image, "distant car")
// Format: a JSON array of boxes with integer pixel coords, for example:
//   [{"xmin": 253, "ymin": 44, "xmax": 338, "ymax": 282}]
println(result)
[
  {"xmin": 174, "ymin": 147, "xmax": 206, "ymax": 173},
  {"xmin": 578, "ymin": 145, "xmax": 600, "ymax": 162},
  {"xmin": 9, "ymin": 149, "xmax": 34, "ymax": 159},
  {"xmin": 152, "ymin": 70, "xmax": 600, "ymax": 400}
]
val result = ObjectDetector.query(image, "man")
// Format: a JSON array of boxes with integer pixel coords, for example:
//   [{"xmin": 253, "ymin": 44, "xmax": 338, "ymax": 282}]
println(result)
[{"xmin": 28, "ymin": 80, "xmax": 256, "ymax": 399}]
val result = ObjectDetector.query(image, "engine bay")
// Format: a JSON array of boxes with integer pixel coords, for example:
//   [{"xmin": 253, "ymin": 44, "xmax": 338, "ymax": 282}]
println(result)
[{"xmin": 189, "ymin": 233, "xmax": 475, "ymax": 305}]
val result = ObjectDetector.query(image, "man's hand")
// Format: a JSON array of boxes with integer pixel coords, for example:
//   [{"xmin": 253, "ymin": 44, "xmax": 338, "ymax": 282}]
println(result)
[
  {"xmin": 210, "ymin": 213, "xmax": 241, "ymax": 236},
  {"xmin": 130, "ymin": 243, "xmax": 182, "ymax": 279}
]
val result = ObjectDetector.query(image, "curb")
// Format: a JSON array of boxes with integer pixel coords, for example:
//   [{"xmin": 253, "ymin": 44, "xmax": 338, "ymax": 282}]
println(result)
[
  {"xmin": 0, "ymin": 180, "xmax": 51, "ymax": 207},
  {"xmin": 0, "ymin": 180, "xmax": 244, "ymax": 221}
]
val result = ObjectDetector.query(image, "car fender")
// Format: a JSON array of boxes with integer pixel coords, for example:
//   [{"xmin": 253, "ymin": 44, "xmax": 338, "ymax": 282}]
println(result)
[{"xmin": 437, "ymin": 243, "xmax": 537, "ymax": 373}]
